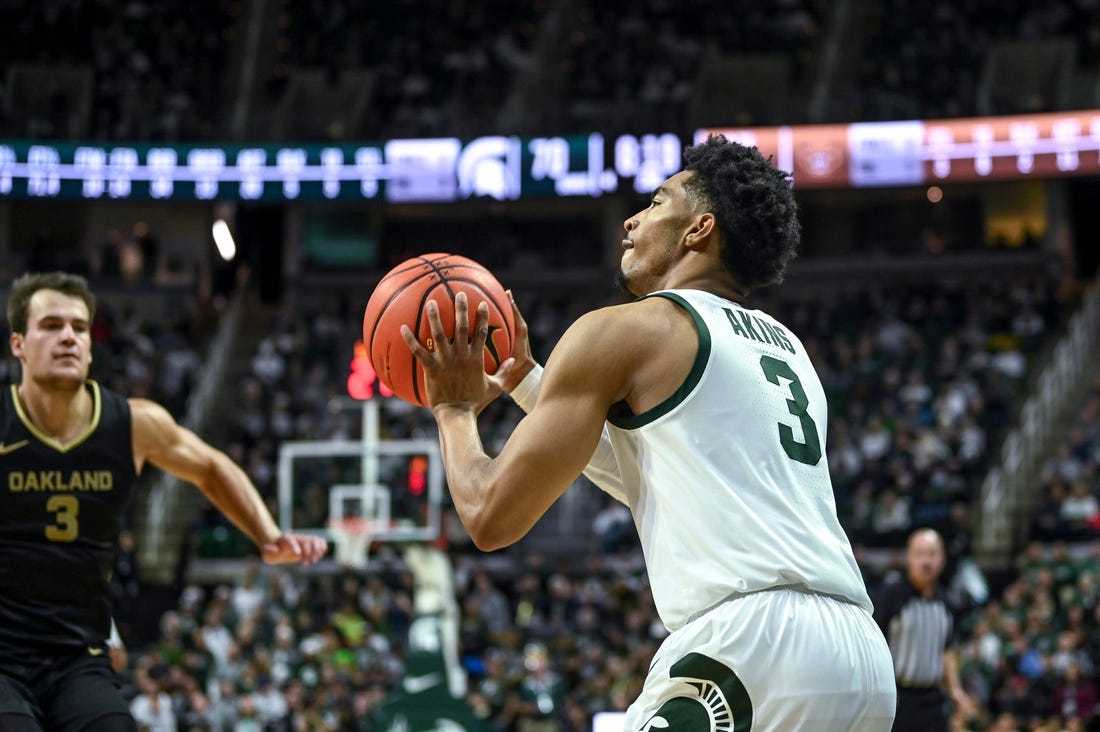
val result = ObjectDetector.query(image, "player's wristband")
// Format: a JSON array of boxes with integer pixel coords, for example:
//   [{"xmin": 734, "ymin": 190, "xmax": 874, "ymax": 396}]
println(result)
[{"xmin": 510, "ymin": 363, "xmax": 543, "ymax": 413}]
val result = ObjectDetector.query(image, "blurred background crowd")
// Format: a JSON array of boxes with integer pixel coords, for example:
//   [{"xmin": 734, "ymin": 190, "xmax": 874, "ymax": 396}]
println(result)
[{"xmin": 3, "ymin": 0, "xmax": 1100, "ymax": 730}]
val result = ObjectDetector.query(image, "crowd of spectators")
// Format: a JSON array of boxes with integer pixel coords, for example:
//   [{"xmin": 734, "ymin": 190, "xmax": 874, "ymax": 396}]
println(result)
[
  {"xmin": 269, "ymin": 0, "xmax": 830, "ymax": 137},
  {"xmin": 114, "ymin": 552, "xmax": 661, "ymax": 731},
  {"xmin": 8, "ymin": 0, "xmax": 1100, "ymax": 143},
  {"xmin": 952, "ymin": 540, "xmax": 1100, "ymax": 729},
  {"xmin": 1031, "ymin": 376, "xmax": 1100, "ymax": 543},
  {"xmin": 1, "ymin": 0, "xmax": 239, "ymax": 141},
  {"xmin": 270, "ymin": 0, "xmax": 542, "ymax": 139},
  {"xmin": 561, "ymin": 0, "xmax": 827, "ymax": 132},
  {"xmin": 4, "ymin": 0, "xmax": 827, "ymax": 141},
  {"xmin": 110, "ymin": 533, "xmax": 1100, "ymax": 731},
  {"xmin": 770, "ymin": 276, "xmax": 1067, "ymax": 548},
  {"xmin": 855, "ymin": 0, "xmax": 1100, "ymax": 122}
]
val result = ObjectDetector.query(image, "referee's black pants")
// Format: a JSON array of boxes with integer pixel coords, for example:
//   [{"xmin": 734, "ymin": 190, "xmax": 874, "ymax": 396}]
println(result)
[{"xmin": 891, "ymin": 686, "xmax": 948, "ymax": 732}]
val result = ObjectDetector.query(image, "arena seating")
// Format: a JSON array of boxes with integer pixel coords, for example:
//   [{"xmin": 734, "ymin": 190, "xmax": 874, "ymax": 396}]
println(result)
[
  {"xmin": 559, "ymin": 0, "xmax": 827, "ymax": 131},
  {"xmin": 5, "ymin": 0, "xmax": 1099, "ymax": 142},
  {"xmin": 0, "ymin": 0, "xmax": 239, "ymax": 140},
  {"xmin": 854, "ymin": 0, "xmax": 1100, "ymax": 121},
  {"xmin": 269, "ymin": 0, "xmax": 542, "ymax": 140},
  {"xmin": 1030, "ymin": 378, "xmax": 1100, "ymax": 543},
  {"xmin": 121, "ymin": 528, "xmax": 1099, "ymax": 729}
]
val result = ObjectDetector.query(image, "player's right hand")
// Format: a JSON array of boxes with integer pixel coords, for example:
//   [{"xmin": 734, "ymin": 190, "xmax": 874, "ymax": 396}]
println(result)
[
  {"xmin": 493, "ymin": 290, "xmax": 537, "ymax": 393},
  {"xmin": 262, "ymin": 532, "xmax": 328, "ymax": 565}
]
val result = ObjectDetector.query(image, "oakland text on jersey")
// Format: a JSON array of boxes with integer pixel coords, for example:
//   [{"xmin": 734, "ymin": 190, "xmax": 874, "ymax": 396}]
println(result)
[
  {"xmin": 8, "ymin": 469, "xmax": 115, "ymax": 492},
  {"xmin": 722, "ymin": 307, "xmax": 796, "ymax": 354}
]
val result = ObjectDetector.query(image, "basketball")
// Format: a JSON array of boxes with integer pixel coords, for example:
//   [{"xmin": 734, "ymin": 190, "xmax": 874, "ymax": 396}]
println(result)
[{"xmin": 363, "ymin": 253, "xmax": 516, "ymax": 406}]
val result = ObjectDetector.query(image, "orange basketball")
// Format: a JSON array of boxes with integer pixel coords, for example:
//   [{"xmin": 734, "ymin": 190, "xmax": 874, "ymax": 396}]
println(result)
[{"xmin": 363, "ymin": 253, "xmax": 515, "ymax": 406}]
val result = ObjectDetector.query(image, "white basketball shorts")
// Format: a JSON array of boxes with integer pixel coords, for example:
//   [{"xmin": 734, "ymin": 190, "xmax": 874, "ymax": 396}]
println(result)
[{"xmin": 624, "ymin": 587, "xmax": 897, "ymax": 731}]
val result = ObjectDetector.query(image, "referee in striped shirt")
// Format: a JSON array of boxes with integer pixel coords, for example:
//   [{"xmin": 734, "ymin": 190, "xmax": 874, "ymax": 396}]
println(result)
[{"xmin": 874, "ymin": 528, "xmax": 977, "ymax": 731}]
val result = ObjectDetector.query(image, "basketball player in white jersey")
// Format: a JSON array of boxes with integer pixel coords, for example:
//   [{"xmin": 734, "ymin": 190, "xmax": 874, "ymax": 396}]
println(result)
[{"xmin": 403, "ymin": 136, "xmax": 897, "ymax": 730}]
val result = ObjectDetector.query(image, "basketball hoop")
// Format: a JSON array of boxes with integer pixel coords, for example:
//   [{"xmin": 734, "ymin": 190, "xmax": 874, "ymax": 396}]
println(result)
[{"xmin": 328, "ymin": 517, "xmax": 379, "ymax": 569}]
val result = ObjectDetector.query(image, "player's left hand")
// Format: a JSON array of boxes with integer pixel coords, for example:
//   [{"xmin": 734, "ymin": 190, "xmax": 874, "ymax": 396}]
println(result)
[
  {"xmin": 262, "ymin": 532, "xmax": 328, "ymax": 565},
  {"xmin": 403, "ymin": 292, "xmax": 508, "ymax": 413}
]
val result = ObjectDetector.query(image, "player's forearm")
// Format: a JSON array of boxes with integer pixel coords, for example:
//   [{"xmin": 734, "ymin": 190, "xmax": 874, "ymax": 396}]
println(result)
[
  {"xmin": 432, "ymin": 405, "xmax": 529, "ymax": 551},
  {"xmin": 199, "ymin": 453, "xmax": 281, "ymax": 548},
  {"xmin": 432, "ymin": 405, "xmax": 500, "ymax": 547}
]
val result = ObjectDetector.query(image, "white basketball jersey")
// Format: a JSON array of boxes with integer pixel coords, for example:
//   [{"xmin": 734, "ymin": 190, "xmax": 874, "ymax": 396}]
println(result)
[{"xmin": 604, "ymin": 289, "xmax": 872, "ymax": 630}]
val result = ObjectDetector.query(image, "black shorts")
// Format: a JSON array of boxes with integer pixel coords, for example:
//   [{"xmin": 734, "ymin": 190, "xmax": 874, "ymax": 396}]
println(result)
[
  {"xmin": 0, "ymin": 651, "xmax": 131, "ymax": 731},
  {"xmin": 892, "ymin": 686, "xmax": 948, "ymax": 732}
]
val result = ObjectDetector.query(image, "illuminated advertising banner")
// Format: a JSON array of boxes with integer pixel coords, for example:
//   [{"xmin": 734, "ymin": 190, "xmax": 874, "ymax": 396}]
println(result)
[
  {"xmin": 0, "ymin": 133, "xmax": 682, "ymax": 202},
  {"xmin": 697, "ymin": 109, "xmax": 1100, "ymax": 188}
]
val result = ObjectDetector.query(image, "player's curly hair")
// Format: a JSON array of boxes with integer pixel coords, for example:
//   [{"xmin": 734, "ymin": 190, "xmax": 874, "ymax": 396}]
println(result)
[{"xmin": 681, "ymin": 136, "xmax": 801, "ymax": 293}]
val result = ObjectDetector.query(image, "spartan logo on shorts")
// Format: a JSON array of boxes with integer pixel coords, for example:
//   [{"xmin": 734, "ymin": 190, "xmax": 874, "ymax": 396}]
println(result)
[{"xmin": 639, "ymin": 653, "xmax": 753, "ymax": 731}]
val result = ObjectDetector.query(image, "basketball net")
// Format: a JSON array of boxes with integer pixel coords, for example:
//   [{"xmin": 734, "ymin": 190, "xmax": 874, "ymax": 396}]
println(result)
[{"xmin": 328, "ymin": 517, "xmax": 379, "ymax": 570}]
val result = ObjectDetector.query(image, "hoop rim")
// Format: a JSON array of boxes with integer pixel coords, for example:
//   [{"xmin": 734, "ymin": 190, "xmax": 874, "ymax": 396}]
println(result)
[{"xmin": 326, "ymin": 516, "xmax": 380, "ymax": 534}]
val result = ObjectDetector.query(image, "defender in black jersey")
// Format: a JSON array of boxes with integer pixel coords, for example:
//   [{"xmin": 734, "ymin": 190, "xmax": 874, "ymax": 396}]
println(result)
[
  {"xmin": 0, "ymin": 272, "xmax": 328, "ymax": 732},
  {"xmin": 873, "ymin": 528, "xmax": 977, "ymax": 731}
]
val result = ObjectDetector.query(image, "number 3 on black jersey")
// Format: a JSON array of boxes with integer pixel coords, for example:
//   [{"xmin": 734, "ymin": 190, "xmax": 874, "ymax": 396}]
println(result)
[
  {"xmin": 45, "ymin": 495, "xmax": 80, "ymax": 542},
  {"xmin": 759, "ymin": 355, "xmax": 822, "ymax": 466}
]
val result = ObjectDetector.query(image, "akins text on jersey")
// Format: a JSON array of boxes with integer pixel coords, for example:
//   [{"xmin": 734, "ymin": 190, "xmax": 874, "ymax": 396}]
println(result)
[
  {"xmin": 723, "ymin": 308, "xmax": 797, "ymax": 354},
  {"xmin": 8, "ymin": 470, "xmax": 114, "ymax": 492}
]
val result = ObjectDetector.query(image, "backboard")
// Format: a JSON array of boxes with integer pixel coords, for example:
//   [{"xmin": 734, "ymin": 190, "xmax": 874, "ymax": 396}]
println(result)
[{"xmin": 277, "ymin": 398, "xmax": 444, "ymax": 560}]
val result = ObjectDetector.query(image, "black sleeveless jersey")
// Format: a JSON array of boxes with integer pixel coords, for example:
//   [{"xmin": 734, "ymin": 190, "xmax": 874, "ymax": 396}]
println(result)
[{"xmin": 0, "ymin": 381, "xmax": 138, "ymax": 654}]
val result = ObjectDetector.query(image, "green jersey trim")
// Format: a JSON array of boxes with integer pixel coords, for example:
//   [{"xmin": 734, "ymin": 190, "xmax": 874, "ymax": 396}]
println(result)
[{"xmin": 608, "ymin": 291, "xmax": 711, "ymax": 430}]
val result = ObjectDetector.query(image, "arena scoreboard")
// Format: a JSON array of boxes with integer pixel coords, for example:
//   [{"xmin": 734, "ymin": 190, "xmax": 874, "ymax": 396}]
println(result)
[
  {"xmin": 0, "ymin": 132, "xmax": 682, "ymax": 203},
  {"xmin": 2, "ymin": 110, "xmax": 1098, "ymax": 202}
]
